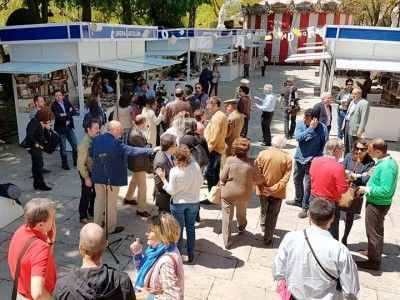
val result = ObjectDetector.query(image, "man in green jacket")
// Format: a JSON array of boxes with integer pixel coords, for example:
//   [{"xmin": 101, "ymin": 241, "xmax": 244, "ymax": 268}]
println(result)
[{"xmin": 357, "ymin": 138, "xmax": 398, "ymax": 271}]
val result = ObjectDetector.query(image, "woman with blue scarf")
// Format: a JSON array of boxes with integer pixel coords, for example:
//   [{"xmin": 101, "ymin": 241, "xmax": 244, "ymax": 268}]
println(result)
[{"xmin": 131, "ymin": 213, "xmax": 184, "ymax": 300}]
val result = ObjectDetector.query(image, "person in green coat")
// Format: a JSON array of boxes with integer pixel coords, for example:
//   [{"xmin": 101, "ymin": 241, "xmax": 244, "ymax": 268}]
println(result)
[{"xmin": 357, "ymin": 138, "xmax": 398, "ymax": 271}]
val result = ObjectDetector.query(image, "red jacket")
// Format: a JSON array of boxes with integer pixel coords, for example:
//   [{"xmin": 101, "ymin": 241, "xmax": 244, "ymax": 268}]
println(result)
[{"xmin": 310, "ymin": 156, "xmax": 349, "ymax": 202}]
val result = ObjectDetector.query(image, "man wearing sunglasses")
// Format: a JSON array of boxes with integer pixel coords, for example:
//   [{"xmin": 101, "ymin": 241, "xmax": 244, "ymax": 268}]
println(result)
[{"xmin": 335, "ymin": 78, "xmax": 353, "ymax": 139}]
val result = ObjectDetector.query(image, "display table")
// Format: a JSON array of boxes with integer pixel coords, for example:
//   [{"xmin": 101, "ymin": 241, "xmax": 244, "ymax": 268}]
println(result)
[
  {"xmin": 147, "ymin": 78, "xmax": 199, "ymax": 96},
  {"xmin": 220, "ymin": 64, "xmax": 241, "ymax": 82},
  {"xmin": 364, "ymin": 106, "xmax": 400, "ymax": 141}
]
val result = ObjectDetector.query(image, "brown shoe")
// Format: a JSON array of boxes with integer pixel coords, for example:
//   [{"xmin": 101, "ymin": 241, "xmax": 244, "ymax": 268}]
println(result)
[
  {"xmin": 137, "ymin": 211, "xmax": 151, "ymax": 218},
  {"xmin": 124, "ymin": 198, "xmax": 138, "ymax": 205},
  {"xmin": 80, "ymin": 218, "xmax": 90, "ymax": 224},
  {"xmin": 355, "ymin": 260, "xmax": 380, "ymax": 271}
]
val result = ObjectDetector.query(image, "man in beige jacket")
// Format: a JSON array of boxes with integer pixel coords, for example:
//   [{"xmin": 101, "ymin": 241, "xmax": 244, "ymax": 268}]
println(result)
[
  {"xmin": 77, "ymin": 119, "xmax": 100, "ymax": 224},
  {"xmin": 255, "ymin": 135, "xmax": 292, "ymax": 245},
  {"xmin": 224, "ymin": 99, "xmax": 244, "ymax": 157},
  {"xmin": 203, "ymin": 96, "xmax": 228, "ymax": 203}
]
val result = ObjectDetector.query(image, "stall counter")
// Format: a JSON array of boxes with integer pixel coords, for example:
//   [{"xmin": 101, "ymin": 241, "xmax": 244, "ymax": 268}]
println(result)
[
  {"xmin": 220, "ymin": 64, "xmax": 241, "ymax": 82},
  {"xmin": 364, "ymin": 106, "xmax": 400, "ymax": 141}
]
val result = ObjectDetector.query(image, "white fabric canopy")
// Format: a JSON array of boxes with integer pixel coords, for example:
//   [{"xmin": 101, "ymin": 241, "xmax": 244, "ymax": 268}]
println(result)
[
  {"xmin": 335, "ymin": 58, "xmax": 400, "ymax": 73},
  {"xmin": 285, "ymin": 52, "xmax": 331, "ymax": 62},
  {"xmin": 0, "ymin": 62, "xmax": 74, "ymax": 74}
]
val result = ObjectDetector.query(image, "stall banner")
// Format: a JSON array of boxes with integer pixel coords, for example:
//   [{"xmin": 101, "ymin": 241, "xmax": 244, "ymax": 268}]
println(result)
[
  {"xmin": 245, "ymin": 11, "xmax": 353, "ymax": 63},
  {"xmin": 83, "ymin": 24, "xmax": 157, "ymax": 40}
]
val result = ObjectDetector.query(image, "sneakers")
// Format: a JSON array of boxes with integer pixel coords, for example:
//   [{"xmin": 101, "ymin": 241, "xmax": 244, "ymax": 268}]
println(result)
[
  {"xmin": 62, "ymin": 164, "xmax": 70, "ymax": 170},
  {"xmin": 286, "ymin": 200, "xmax": 302, "ymax": 208},
  {"xmin": 355, "ymin": 260, "xmax": 380, "ymax": 271},
  {"xmin": 124, "ymin": 198, "xmax": 138, "ymax": 205},
  {"xmin": 298, "ymin": 209, "xmax": 308, "ymax": 219},
  {"xmin": 137, "ymin": 211, "xmax": 151, "ymax": 218},
  {"xmin": 80, "ymin": 218, "xmax": 90, "ymax": 224}
]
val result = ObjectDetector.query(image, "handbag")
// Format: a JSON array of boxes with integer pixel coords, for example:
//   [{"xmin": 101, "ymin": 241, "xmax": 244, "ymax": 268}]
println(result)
[
  {"xmin": 338, "ymin": 184, "xmax": 358, "ymax": 210},
  {"xmin": 303, "ymin": 229, "xmax": 342, "ymax": 292},
  {"xmin": 12, "ymin": 236, "xmax": 38, "ymax": 300},
  {"xmin": 43, "ymin": 129, "xmax": 60, "ymax": 154},
  {"xmin": 209, "ymin": 183, "xmax": 221, "ymax": 204},
  {"xmin": 277, "ymin": 280, "xmax": 291, "ymax": 300}
]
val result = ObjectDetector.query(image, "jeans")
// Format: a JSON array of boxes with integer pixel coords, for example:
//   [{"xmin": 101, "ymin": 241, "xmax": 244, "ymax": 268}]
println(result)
[
  {"xmin": 204, "ymin": 151, "xmax": 221, "ymax": 191},
  {"xmin": 79, "ymin": 174, "xmax": 95, "ymax": 219},
  {"xmin": 29, "ymin": 147, "xmax": 44, "ymax": 184},
  {"xmin": 209, "ymin": 82, "xmax": 218, "ymax": 96},
  {"xmin": 170, "ymin": 202, "xmax": 200, "ymax": 257},
  {"xmin": 59, "ymin": 127, "xmax": 78, "ymax": 165},
  {"xmin": 337, "ymin": 109, "xmax": 346, "ymax": 139},
  {"xmin": 261, "ymin": 111, "xmax": 274, "ymax": 145},
  {"xmin": 284, "ymin": 113, "xmax": 296, "ymax": 138},
  {"xmin": 293, "ymin": 161, "xmax": 311, "ymax": 210},
  {"xmin": 122, "ymin": 128, "xmax": 131, "ymax": 144},
  {"xmin": 240, "ymin": 116, "xmax": 250, "ymax": 138}
]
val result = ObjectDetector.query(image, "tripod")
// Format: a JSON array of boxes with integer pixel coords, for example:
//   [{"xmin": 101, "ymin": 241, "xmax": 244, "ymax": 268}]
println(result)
[{"xmin": 99, "ymin": 154, "xmax": 121, "ymax": 264}]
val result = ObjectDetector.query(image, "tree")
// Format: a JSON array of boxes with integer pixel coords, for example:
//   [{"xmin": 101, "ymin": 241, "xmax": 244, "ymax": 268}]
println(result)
[
  {"xmin": 81, "ymin": 0, "xmax": 91, "ymax": 21},
  {"xmin": 121, "ymin": 0, "xmax": 132, "ymax": 24},
  {"xmin": 23, "ymin": 0, "xmax": 50, "ymax": 22}
]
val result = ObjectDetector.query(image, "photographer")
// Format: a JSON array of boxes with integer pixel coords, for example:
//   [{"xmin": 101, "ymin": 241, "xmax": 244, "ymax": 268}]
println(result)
[{"xmin": 124, "ymin": 115, "xmax": 153, "ymax": 218}]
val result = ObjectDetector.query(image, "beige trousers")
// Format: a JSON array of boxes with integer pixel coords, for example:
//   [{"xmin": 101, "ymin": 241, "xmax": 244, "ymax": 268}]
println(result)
[
  {"xmin": 125, "ymin": 171, "xmax": 147, "ymax": 212},
  {"xmin": 221, "ymin": 198, "xmax": 248, "ymax": 247},
  {"xmin": 94, "ymin": 184, "xmax": 120, "ymax": 232}
]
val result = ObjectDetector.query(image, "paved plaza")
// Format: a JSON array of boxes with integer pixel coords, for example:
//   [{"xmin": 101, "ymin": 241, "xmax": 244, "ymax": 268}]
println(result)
[{"xmin": 0, "ymin": 65, "xmax": 399, "ymax": 299}]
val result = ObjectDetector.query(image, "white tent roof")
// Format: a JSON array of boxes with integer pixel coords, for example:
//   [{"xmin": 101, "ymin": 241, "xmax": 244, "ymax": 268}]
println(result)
[{"xmin": 336, "ymin": 58, "xmax": 400, "ymax": 73}]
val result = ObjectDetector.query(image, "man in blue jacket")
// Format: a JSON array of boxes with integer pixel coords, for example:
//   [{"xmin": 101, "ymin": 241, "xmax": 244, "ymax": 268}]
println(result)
[
  {"xmin": 91, "ymin": 120, "xmax": 158, "ymax": 234},
  {"xmin": 286, "ymin": 108, "xmax": 328, "ymax": 218}
]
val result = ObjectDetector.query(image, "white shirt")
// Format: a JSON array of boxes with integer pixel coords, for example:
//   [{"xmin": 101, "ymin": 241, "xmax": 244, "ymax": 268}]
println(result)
[
  {"xmin": 162, "ymin": 162, "xmax": 203, "ymax": 204},
  {"xmin": 255, "ymin": 93, "xmax": 276, "ymax": 112},
  {"xmin": 273, "ymin": 225, "xmax": 359, "ymax": 300}
]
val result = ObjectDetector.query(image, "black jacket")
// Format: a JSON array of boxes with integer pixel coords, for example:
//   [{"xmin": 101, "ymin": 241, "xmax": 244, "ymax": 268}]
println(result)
[
  {"xmin": 179, "ymin": 133, "xmax": 210, "ymax": 158},
  {"xmin": 25, "ymin": 117, "xmax": 46, "ymax": 148},
  {"xmin": 54, "ymin": 264, "xmax": 135, "ymax": 300},
  {"xmin": 51, "ymin": 99, "xmax": 76, "ymax": 134},
  {"xmin": 313, "ymin": 102, "xmax": 332, "ymax": 127},
  {"xmin": 153, "ymin": 150, "xmax": 174, "ymax": 211}
]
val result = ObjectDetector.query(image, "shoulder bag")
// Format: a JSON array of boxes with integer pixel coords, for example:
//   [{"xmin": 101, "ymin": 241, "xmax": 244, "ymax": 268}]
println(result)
[
  {"xmin": 303, "ymin": 229, "xmax": 342, "ymax": 292},
  {"xmin": 209, "ymin": 182, "xmax": 221, "ymax": 205},
  {"xmin": 12, "ymin": 236, "xmax": 38, "ymax": 300},
  {"xmin": 188, "ymin": 135, "xmax": 209, "ymax": 169}
]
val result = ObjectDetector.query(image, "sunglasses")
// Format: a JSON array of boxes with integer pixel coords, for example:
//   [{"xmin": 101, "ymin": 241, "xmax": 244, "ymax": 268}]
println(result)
[
  {"xmin": 354, "ymin": 147, "xmax": 367, "ymax": 152},
  {"xmin": 346, "ymin": 83, "xmax": 353, "ymax": 86}
]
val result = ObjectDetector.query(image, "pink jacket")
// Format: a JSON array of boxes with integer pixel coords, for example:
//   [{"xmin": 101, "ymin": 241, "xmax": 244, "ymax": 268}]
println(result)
[{"xmin": 144, "ymin": 248, "xmax": 184, "ymax": 299}]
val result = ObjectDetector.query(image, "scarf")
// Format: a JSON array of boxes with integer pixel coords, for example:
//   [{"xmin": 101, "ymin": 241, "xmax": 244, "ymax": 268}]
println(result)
[{"xmin": 135, "ymin": 243, "xmax": 176, "ymax": 287}]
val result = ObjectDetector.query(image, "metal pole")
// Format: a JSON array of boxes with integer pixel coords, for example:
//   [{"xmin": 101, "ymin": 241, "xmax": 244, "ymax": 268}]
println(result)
[{"xmin": 116, "ymin": 72, "xmax": 121, "ymax": 100}]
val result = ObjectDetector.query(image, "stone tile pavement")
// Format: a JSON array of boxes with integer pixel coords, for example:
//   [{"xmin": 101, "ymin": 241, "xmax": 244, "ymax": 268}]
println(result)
[{"xmin": 0, "ymin": 66, "xmax": 399, "ymax": 299}]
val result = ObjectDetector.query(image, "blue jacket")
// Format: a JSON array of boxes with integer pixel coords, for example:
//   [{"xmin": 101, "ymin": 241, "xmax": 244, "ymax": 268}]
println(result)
[
  {"xmin": 91, "ymin": 133, "xmax": 153, "ymax": 186},
  {"xmin": 294, "ymin": 121, "xmax": 328, "ymax": 164}
]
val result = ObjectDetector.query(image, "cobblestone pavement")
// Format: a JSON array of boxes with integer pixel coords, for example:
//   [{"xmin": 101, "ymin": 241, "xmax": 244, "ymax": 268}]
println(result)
[{"xmin": 1, "ymin": 65, "xmax": 399, "ymax": 299}]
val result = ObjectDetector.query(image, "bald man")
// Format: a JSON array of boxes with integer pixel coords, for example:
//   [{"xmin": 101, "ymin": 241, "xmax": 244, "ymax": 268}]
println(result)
[
  {"xmin": 91, "ymin": 120, "xmax": 158, "ymax": 234},
  {"xmin": 54, "ymin": 223, "xmax": 136, "ymax": 299}
]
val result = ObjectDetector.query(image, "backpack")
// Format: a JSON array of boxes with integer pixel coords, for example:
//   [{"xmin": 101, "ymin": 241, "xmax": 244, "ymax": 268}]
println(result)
[{"xmin": 188, "ymin": 136, "xmax": 209, "ymax": 169}]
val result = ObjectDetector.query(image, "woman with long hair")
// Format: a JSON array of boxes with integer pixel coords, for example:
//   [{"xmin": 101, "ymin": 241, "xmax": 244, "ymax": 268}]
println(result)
[
  {"xmin": 220, "ymin": 138, "xmax": 263, "ymax": 249},
  {"xmin": 25, "ymin": 108, "xmax": 55, "ymax": 191},
  {"xmin": 155, "ymin": 145, "xmax": 203, "ymax": 263},
  {"xmin": 113, "ymin": 94, "xmax": 133, "ymax": 143},
  {"xmin": 131, "ymin": 213, "xmax": 184, "ymax": 299},
  {"xmin": 341, "ymin": 139, "xmax": 375, "ymax": 246}
]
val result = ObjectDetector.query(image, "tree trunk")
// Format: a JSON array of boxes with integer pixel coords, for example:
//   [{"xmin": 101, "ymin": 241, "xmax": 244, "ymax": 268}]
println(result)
[
  {"xmin": 121, "ymin": 0, "xmax": 132, "ymax": 24},
  {"xmin": 41, "ymin": 0, "xmax": 49, "ymax": 23},
  {"xmin": 0, "ymin": 45, "xmax": 7, "ymax": 64},
  {"xmin": 26, "ymin": 0, "xmax": 41, "ymax": 20},
  {"xmin": 82, "ymin": 0, "xmax": 92, "ymax": 22},
  {"xmin": 188, "ymin": 7, "xmax": 196, "ymax": 28}
]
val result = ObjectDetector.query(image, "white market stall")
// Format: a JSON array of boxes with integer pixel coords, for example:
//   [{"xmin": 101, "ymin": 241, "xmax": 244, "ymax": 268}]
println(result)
[
  {"xmin": 0, "ymin": 23, "xmax": 181, "ymax": 143},
  {"xmin": 320, "ymin": 25, "xmax": 400, "ymax": 141}
]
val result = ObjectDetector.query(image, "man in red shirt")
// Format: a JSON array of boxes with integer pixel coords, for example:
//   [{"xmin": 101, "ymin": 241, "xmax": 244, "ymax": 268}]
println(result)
[
  {"xmin": 8, "ymin": 198, "xmax": 57, "ymax": 299},
  {"xmin": 310, "ymin": 138, "xmax": 349, "ymax": 240}
]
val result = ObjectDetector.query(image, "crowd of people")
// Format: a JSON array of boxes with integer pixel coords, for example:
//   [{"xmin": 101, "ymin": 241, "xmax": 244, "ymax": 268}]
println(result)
[{"xmin": 8, "ymin": 72, "xmax": 399, "ymax": 300}]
